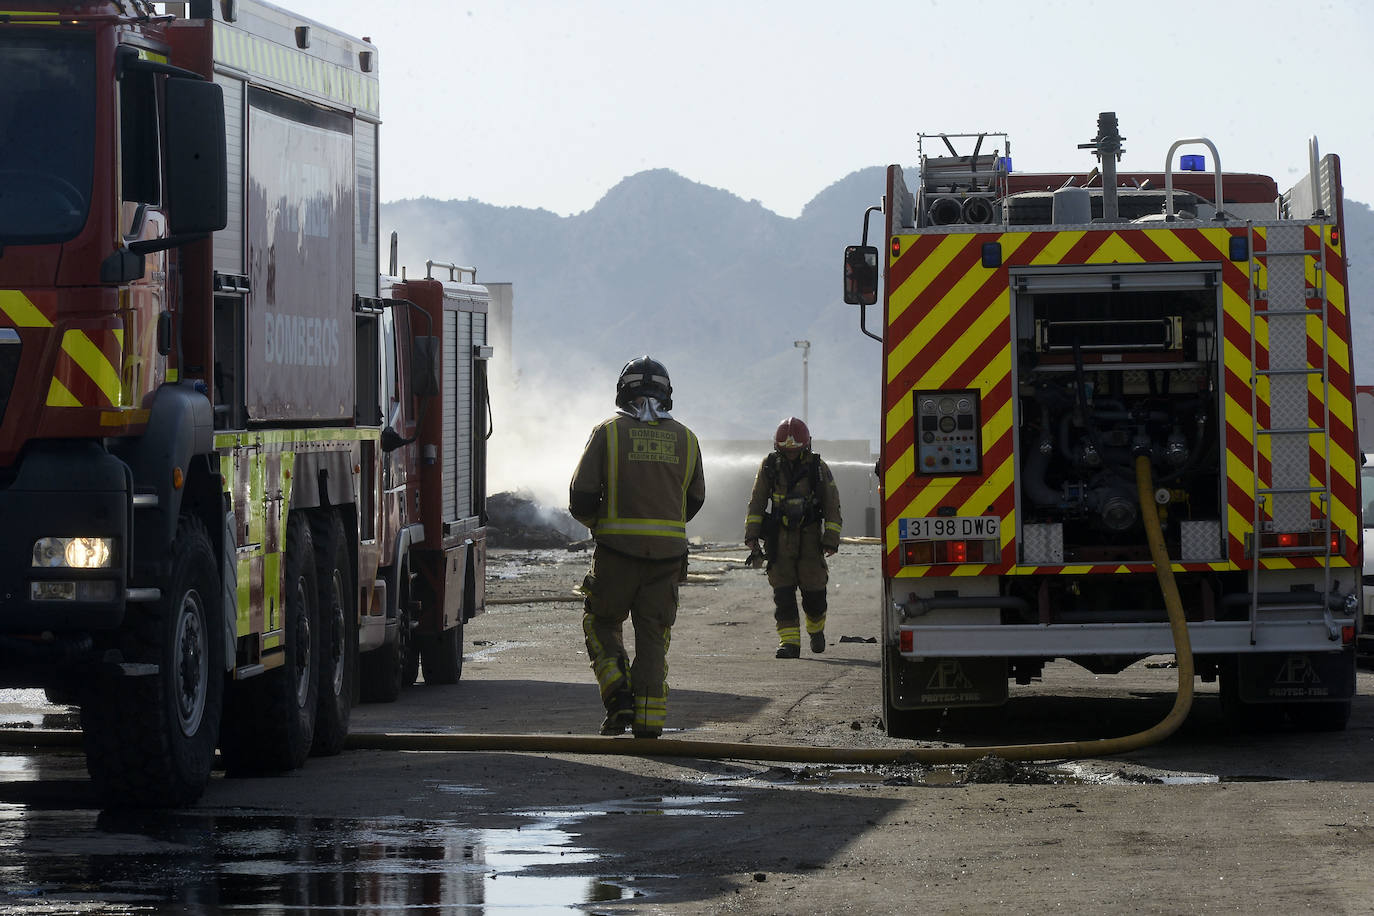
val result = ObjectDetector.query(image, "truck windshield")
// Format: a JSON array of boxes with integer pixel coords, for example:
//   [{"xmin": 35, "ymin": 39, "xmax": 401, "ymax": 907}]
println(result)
[{"xmin": 0, "ymin": 35, "xmax": 95, "ymax": 245}]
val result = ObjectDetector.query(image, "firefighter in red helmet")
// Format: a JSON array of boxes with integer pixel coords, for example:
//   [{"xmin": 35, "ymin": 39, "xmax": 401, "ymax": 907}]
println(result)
[
  {"xmin": 570, "ymin": 357, "xmax": 706, "ymax": 737},
  {"xmin": 744, "ymin": 417, "xmax": 843, "ymax": 657}
]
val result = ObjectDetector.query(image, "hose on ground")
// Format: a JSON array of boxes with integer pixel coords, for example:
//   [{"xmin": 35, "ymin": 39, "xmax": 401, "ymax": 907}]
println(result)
[
  {"xmin": 2, "ymin": 459, "xmax": 1194, "ymax": 767},
  {"xmin": 344, "ymin": 457, "xmax": 1194, "ymax": 765}
]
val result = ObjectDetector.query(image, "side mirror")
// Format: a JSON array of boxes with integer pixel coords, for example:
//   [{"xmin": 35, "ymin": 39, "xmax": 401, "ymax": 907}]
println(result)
[
  {"xmin": 411, "ymin": 335, "xmax": 440, "ymax": 398},
  {"xmin": 380, "ymin": 426, "xmax": 406, "ymax": 453},
  {"xmin": 165, "ymin": 77, "xmax": 228, "ymax": 235},
  {"xmin": 843, "ymin": 245, "xmax": 879, "ymax": 306}
]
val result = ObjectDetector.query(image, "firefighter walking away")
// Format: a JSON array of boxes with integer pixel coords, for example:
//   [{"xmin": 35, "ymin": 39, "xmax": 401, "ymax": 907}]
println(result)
[
  {"xmin": 745, "ymin": 418, "xmax": 842, "ymax": 658},
  {"xmin": 569, "ymin": 357, "xmax": 706, "ymax": 737}
]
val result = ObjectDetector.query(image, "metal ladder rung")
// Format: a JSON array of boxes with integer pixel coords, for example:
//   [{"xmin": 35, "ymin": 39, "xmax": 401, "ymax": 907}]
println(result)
[
  {"xmin": 1256, "ymin": 248, "xmax": 1321, "ymax": 257},
  {"xmin": 1255, "ymin": 485, "xmax": 1329, "ymax": 496},
  {"xmin": 1254, "ymin": 306, "xmax": 1320, "ymax": 315},
  {"xmin": 1255, "ymin": 367, "xmax": 1322, "ymax": 377},
  {"xmin": 1255, "ymin": 427, "xmax": 1327, "ymax": 436}
]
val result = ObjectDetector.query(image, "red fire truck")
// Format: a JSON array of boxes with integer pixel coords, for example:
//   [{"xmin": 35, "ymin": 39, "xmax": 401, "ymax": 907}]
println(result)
[
  {"xmin": 0, "ymin": 1, "xmax": 488, "ymax": 807},
  {"xmin": 845, "ymin": 113, "xmax": 1360, "ymax": 736}
]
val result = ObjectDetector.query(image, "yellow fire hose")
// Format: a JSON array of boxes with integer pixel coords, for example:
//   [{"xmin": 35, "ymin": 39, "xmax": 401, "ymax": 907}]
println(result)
[{"xmin": 3, "ymin": 459, "xmax": 1194, "ymax": 768}]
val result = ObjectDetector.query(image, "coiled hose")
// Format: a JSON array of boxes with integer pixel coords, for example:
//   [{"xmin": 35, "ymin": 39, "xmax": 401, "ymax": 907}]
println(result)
[{"xmin": 3, "ymin": 459, "xmax": 1193, "ymax": 767}]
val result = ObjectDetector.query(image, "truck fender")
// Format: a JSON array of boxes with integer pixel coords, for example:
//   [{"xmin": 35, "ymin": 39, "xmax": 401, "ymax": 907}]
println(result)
[
  {"xmin": 115, "ymin": 381, "xmax": 215, "ymax": 554},
  {"xmin": 385, "ymin": 523, "xmax": 425, "ymax": 622},
  {"xmin": 222, "ymin": 508, "xmax": 238, "ymax": 672}
]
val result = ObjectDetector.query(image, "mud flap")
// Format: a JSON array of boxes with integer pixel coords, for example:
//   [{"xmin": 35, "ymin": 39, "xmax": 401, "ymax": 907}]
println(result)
[
  {"xmin": 890, "ymin": 655, "xmax": 1008, "ymax": 709},
  {"xmin": 1235, "ymin": 648, "xmax": 1356, "ymax": 704}
]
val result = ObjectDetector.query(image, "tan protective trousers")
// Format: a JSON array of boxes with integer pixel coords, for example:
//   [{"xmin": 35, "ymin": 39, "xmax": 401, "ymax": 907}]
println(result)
[{"xmin": 581, "ymin": 546, "xmax": 683, "ymax": 736}]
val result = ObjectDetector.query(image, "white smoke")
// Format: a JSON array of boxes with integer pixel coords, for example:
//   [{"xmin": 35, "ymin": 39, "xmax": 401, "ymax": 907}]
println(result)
[{"xmin": 487, "ymin": 360, "xmax": 612, "ymax": 514}]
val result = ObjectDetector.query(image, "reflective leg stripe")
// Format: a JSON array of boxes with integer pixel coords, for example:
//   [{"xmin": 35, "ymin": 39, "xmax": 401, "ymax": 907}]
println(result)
[
  {"xmin": 583, "ymin": 614, "xmax": 630, "ymax": 701},
  {"xmin": 804, "ymin": 615, "xmax": 826, "ymax": 635},
  {"xmin": 776, "ymin": 625, "xmax": 801, "ymax": 647},
  {"xmin": 635, "ymin": 695, "xmax": 667, "ymax": 733}
]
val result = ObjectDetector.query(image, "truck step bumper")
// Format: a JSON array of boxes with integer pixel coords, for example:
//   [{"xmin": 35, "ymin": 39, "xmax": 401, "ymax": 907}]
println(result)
[{"xmin": 898, "ymin": 619, "xmax": 1356, "ymax": 658}]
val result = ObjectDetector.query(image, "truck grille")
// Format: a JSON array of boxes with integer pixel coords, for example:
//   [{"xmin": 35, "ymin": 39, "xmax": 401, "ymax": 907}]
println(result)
[{"xmin": 0, "ymin": 329, "xmax": 19, "ymax": 428}]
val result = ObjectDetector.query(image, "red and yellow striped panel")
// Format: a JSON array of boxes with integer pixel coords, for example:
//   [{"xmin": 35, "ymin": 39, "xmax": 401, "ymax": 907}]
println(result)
[
  {"xmin": 48, "ymin": 326, "xmax": 126, "ymax": 408},
  {"xmin": 881, "ymin": 224, "xmax": 1358, "ymax": 579},
  {"xmin": 0, "ymin": 289, "xmax": 129, "ymax": 409}
]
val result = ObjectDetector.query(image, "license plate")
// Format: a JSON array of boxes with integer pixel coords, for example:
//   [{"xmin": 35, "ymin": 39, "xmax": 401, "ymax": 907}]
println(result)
[{"xmin": 899, "ymin": 516, "xmax": 1000, "ymax": 540}]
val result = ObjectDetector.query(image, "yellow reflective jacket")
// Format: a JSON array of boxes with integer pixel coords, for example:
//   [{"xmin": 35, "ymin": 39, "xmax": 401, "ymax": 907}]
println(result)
[{"xmin": 569, "ymin": 415, "xmax": 705, "ymax": 559}]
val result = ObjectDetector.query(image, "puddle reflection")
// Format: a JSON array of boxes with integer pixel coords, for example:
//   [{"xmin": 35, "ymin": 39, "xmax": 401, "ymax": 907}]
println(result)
[{"xmin": 0, "ymin": 810, "xmax": 630, "ymax": 914}]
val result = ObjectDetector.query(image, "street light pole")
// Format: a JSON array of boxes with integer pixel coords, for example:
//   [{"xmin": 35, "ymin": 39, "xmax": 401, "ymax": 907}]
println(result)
[{"xmin": 793, "ymin": 339, "xmax": 810, "ymax": 424}]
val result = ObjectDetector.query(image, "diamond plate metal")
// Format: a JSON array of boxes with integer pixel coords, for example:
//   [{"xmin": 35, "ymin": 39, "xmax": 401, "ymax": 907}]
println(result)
[
  {"xmin": 1180, "ymin": 520, "xmax": 1222, "ymax": 562},
  {"xmin": 1259, "ymin": 225, "xmax": 1319, "ymax": 531},
  {"xmin": 1263, "ymin": 224, "xmax": 1307, "ymax": 319},
  {"xmin": 1021, "ymin": 523, "xmax": 1062, "ymax": 565}
]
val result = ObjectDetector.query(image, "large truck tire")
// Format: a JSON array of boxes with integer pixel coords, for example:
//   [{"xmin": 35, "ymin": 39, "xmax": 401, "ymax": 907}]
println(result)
[
  {"xmin": 220, "ymin": 515, "xmax": 320, "ymax": 775},
  {"xmin": 81, "ymin": 515, "xmax": 223, "ymax": 808},
  {"xmin": 881, "ymin": 645, "xmax": 943, "ymax": 739},
  {"xmin": 420, "ymin": 618, "xmax": 464, "ymax": 685},
  {"xmin": 309, "ymin": 510, "xmax": 355, "ymax": 757},
  {"xmin": 359, "ymin": 561, "xmax": 414, "ymax": 703}
]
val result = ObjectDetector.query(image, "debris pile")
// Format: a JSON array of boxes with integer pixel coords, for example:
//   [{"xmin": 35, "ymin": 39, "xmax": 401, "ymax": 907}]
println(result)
[
  {"xmin": 962, "ymin": 754, "xmax": 1057, "ymax": 785},
  {"xmin": 486, "ymin": 491, "xmax": 588, "ymax": 549}
]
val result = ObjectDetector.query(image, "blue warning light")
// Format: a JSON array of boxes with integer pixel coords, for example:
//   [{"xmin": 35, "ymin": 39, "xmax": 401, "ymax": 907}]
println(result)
[{"xmin": 1180, "ymin": 154, "xmax": 1206, "ymax": 171}]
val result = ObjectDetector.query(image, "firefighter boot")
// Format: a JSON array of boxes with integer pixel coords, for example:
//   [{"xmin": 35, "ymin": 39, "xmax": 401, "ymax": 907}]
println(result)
[
  {"xmin": 802, "ymin": 590, "xmax": 827, "ymax": 654},
  {"xmin": 600, "ymin": 689, "xmax": 634, "ymax": 735},
  {"xmin": 596, "ymin": 655, "xmax": 634, "ymax": 735},
  {"xmin": 773, "ymin": 588, "xmax": 802, "ymax": 658}
]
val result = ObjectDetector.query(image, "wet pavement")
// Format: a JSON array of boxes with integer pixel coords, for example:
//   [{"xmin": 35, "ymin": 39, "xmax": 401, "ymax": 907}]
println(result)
[{"xmin": 0, "ymin": 732, "xmax": 666, "ymax": 914}]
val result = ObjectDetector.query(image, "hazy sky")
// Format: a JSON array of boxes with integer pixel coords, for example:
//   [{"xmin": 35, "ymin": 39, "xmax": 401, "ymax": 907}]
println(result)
[{"xmin": 283, "ymin": 0, "xmax": 1374, "ymax": 216}]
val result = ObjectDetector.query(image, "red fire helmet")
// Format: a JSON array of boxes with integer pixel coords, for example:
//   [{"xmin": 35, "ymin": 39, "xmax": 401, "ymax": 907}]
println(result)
[{"xmin": 774, "ymin": 416, "xmax": 811, "ymax": 453}]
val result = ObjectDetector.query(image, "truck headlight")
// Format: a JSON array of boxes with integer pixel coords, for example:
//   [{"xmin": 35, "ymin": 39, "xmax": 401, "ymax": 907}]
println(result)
[{"xmin": 32, "ymin": 537, "xmax": 114, "ymax": 569}]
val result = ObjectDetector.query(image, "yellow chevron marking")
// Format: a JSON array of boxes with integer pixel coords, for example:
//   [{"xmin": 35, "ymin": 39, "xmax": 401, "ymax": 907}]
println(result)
[
  {"xmin": 883, "ymin": 335, "xmax": 1011, "ymax": 455},
  {"xmin": 0, "ymin": 290, "xmax": 52, "ymax": 327},
  {"xmin": 884, "ymin": 442, "xmax": 914, "ymax": 495},
  {"xmin": 884, "ymin": 390, "xmax": 914, "ymax": 445},
  {"xmin": 1029, "ymin": 230, "xmax": 1083, "ymax": 265},
  {"xmin": 46, "ymin": 377, "xmax": 79, "ymax": 407},
  {"xmin": 884, "ymin": 334, "xmax": 1012, "ymax": 454},
  {"xmin": 61, "ymin": 330, "xmax": 123, "ymax": 406},
  {"xmin": 907, "ymin": 297, "xmax": 1009, "ymax": 392},
  {"xmin": 885, "ymin": 452, "xmax": 1015, "ymax": 546},
  {"xmin": 985, "ymin": 383, "xmax": 1013, "ymax": 450},
  {"xmin": 1313, "ymin": 313, "xmax": 1352, "ymax": 378},
  {"xmin": 1083, "ymin": 232, "xmax": 1148, "ymax": 264},
  {"xmin": 1149, "ymin": 227, "xmax": 1225, "ymax": 263},
  {"xmin": 889, "ymin": 234, "xmax": 968, "ymax": 328}
]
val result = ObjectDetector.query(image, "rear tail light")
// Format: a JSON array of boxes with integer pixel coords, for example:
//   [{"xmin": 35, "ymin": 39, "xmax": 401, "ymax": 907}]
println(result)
[{"xmin": 900, "ymin": 538, "xmax": 1000, "ymax": 566}]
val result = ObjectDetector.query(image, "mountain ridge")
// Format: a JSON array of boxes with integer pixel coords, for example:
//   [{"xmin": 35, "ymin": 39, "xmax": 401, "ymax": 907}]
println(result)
[{"xmin": 381, "ymin": 168, "xmax": 1374, "ymax": 448}]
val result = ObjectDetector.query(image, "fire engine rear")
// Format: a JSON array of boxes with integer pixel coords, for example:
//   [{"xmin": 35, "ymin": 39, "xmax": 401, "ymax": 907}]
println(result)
[{"xmin": 844, "ymin": 113, "xmax": 1360, "ymax": 737}]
